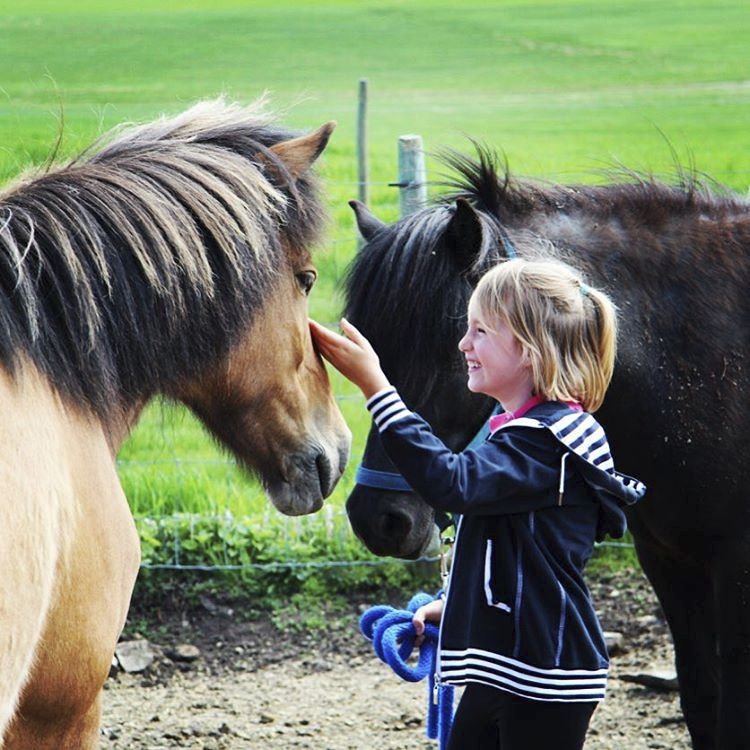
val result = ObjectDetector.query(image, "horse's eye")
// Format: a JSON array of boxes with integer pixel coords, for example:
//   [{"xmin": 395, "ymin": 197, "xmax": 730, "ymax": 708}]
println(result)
[{"xmin": 296, "ymin": 269, "xmax": 317, "ymax": 296}]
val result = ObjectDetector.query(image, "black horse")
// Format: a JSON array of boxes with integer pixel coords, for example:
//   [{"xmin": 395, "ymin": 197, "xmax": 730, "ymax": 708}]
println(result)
[{"xmin": 343, "ymin": 146, "xmax": 750, "ymax": 750}]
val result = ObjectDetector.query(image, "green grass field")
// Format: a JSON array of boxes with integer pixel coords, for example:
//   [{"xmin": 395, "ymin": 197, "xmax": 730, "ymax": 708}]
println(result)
[{"xmin": 1, "ymin": 0, "xmax": 748, "ymax": 565}]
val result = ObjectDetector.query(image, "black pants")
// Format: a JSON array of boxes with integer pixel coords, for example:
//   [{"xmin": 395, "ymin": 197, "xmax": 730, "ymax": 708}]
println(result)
[{"xmin": 446, "ymin": 683, "xmax": 597, "ymax": 750}]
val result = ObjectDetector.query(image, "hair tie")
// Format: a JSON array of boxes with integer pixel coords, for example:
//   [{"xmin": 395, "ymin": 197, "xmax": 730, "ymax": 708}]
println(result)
[{"xmin": 579, "ymin": 282, "xmax": 591, "ymax": 297}]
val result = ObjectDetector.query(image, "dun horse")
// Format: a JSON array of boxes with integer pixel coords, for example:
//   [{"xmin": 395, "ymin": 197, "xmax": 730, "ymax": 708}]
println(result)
[
  {"xmin": 0, "ymin": 98, "xmax": 350, "ymax": 748},
  {"xmin": 344, "ymin": 146, "xmax": 750, "ymax": 750}
]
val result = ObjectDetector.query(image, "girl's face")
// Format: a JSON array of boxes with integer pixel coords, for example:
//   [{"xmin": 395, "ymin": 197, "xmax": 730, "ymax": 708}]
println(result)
[{"xmin": 458, "ymin": 302, "xmax": 534, "ymax": 410}]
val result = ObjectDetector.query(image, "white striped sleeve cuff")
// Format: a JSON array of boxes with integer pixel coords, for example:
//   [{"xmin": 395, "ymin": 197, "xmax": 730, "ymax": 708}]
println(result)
[{"xmin": 366, "ymin": 387, "xmax": 412, "ymax": 432}]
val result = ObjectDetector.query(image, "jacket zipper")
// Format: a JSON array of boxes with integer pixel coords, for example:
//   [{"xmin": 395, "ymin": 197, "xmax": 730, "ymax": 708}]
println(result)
[{"xmin": 435, "ymin": 514, "xmax": 463, "ymax": 697}]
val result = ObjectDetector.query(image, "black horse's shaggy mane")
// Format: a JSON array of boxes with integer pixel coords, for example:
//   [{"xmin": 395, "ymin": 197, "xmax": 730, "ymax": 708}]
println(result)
[
  {"xmin": 437, "ymin": 143, "xmax": 748, "ymax": 225},
  {"xmin": 0, "ymin": 98, "xmax": 326, "ymax": 415}
]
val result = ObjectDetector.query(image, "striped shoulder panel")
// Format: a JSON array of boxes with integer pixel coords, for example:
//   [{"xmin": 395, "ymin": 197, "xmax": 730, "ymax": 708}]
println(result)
[
  {"xmin": 547, "ymin": 412, "xmax": 615, "ymax": 472},
  {"xmin": 498, "ymin": 412, "xmax": 646, "ymax": 494},
  {"xmin": 501, "ymin": 412, "xmax": 613, "ymax": 472}
]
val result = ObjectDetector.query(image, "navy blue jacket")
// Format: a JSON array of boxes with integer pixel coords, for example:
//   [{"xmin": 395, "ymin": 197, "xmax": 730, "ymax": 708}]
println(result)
[{"xmin": 367, "ymin": 388, "xmax": 646, "ymax": 703}]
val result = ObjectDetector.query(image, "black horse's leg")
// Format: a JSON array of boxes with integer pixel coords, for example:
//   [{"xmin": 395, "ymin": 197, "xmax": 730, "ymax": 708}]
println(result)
[
  {"xmin": 714, "ymin": 540, "xmax": 750, "ymax": 749},
  {"xmin": 633, "ymin": 531, "xmax": 719, "ymax": 750}
]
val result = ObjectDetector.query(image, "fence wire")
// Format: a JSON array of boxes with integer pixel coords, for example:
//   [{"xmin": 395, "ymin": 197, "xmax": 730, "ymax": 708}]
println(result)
[{"xmin": 132, "ymin": 503, "xmax": 634, "ymax": 574}]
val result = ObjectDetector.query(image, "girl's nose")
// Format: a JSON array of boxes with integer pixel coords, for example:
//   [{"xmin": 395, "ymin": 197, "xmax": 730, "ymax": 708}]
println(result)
[{"xmin": 458, "ymin": 332, "xmax": 470, "ymax": 352}]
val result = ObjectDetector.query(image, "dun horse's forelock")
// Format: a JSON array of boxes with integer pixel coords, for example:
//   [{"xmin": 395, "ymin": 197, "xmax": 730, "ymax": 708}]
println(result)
[{"xmin": 0, "ymin": 98, "xmax": 325, "ymax": 416}]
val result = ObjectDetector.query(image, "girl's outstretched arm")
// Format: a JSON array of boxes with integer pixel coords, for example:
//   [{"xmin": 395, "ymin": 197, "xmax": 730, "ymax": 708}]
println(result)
[{"xmin": 309, "ymin": 318, "xmax": 391, "ymax": 398}]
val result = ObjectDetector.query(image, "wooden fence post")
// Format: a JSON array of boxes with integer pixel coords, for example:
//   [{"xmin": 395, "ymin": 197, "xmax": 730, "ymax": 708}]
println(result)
[
  {"xmin": 357, "ymin": 79, "xmax": 368, "ymax": 208},
  {"xmin": 396, "ymin": 134, "xmax": 427, "ymax": 217}
]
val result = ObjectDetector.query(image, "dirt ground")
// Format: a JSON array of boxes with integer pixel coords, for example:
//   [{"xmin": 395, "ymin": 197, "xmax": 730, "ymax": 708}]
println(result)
[{"xmin": 102, "ymin": 568, "xmax": 692, "ymax": 749}]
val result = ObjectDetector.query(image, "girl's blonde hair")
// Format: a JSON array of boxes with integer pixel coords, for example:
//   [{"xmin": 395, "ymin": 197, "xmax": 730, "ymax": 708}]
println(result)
[{"xmin": 470, "ymin": 258, "xmax": 617, "ymax": 412}]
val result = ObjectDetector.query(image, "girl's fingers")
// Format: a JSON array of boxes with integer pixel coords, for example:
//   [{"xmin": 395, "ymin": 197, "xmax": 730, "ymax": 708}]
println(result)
[
  {"xmin": 339, "ymin": 318, "xmax": 369, "ymax": 347},
  {"xmin": 310, "ymin": 319, "xmax": 338, "ymax": 343},
  {"xmin": 309, "ymin": 318, "xmax": 387, "ymax": 396},
  {"xmin": 310, "ymin": 320, "xmax": 347, "ymax": 354}
]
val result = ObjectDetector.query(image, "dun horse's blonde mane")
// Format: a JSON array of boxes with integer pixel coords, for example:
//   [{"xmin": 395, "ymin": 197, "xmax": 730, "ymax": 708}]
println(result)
[
  {"xmin": 0, "ymin": 98, "xmax": 325, "ymax": 415},
  {"xmin": 0, "ymin": 98, "xmax": 284, "ymax": 345}
]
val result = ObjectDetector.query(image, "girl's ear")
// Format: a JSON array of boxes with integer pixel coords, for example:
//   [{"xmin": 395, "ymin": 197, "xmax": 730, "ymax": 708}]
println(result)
[
  {"xmin": 444, "ymin": 199, "xmax": 484, "ymax": 275},
  {"xmin": 519, "ymin": 343, "xmax": 534, "ymax": 369}
]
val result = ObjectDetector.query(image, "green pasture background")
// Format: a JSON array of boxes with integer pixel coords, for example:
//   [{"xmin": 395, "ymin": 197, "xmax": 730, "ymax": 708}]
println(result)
[{"xmin": 1, "ymin": 0, "xmax": 748, "ymax": 578}]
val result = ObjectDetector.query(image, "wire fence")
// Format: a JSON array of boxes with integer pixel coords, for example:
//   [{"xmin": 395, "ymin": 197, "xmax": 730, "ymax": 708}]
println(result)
[
  {"xmin": 129, "ymin": 490, "xmax": 636, "ymax": 575},
  {"xmin": 132, "ymin": 502, "xmax": 447, "ymax": 574}
]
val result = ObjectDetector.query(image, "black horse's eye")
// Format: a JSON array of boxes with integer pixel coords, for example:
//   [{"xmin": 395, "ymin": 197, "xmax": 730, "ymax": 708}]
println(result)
[{"xmin": 296, "ymin": 269, "xmax": 317, "ymax": 296}]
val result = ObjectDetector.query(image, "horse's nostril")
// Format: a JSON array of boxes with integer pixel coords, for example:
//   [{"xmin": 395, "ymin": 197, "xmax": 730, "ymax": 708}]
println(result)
[
  {"xmin": 315, "ymin": 451, "xmax": 333, "ymax": 497},
  {"xmin": 380, "ymin": 511, "xmax": 411, "ymax": 542}
]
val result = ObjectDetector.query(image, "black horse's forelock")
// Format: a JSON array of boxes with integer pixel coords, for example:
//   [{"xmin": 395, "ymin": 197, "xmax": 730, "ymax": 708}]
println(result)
[
  {"xmin": 343, "ymin": 147, "xmax": 538, "ymax": 406},
  {"xmin": 0, "ymin": 98, "xmax": 326, "ymax": 416}
]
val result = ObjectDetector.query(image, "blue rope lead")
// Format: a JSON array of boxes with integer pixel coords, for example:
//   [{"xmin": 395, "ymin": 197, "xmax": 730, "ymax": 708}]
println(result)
[{"xmin": 360, "ymin": 592, "xmax": 454, "ymax": 749}]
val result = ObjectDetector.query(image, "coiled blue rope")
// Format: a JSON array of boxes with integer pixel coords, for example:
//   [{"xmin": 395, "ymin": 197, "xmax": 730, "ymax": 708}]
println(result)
[{"xmin": 359, "ymin": 592, "xmax": 454, "ymax": 749}]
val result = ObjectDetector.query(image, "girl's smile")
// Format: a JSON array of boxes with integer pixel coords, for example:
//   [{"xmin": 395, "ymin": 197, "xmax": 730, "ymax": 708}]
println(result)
[{"xmin": 458, "ymin": 304, "xmax": 534, "ymax": 411}]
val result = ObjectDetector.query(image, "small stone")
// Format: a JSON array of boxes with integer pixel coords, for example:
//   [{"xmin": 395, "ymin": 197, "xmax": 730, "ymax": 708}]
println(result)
[
  {"xmin": 603, "ymin": 631, "xmax": 624, "ymax": 653},
  {"xmin": 100, "ymin": 726, "xmax": 120, "ymax": 740},
  {"xmin": 167, "ymin": 644, "xmax": 201, "ymax": 663},
  {"xmin": 115, "ymin": 640, "xmax": 155, "ymax": 673},
  {"xmin": 636, "ymin": 615, "xmax": 660, "ymax": 628}
]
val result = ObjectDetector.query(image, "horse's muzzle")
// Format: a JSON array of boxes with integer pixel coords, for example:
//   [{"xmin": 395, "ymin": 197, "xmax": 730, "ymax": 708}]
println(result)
[{"xmin": 267, "ymin": 438, "xmax": 350, "ymax": 516}]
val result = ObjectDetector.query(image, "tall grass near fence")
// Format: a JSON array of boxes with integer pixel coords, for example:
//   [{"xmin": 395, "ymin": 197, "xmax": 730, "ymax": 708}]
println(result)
[{"xmin": 1, "ymin": 0, "xmax": 748, "ymax": 588}]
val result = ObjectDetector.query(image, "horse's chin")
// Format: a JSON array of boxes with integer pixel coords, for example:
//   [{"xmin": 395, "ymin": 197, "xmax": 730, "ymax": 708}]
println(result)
[
  {"xmin": 266, "ymin": 483, "xmax": 325, "ymax": 516},
  {"xmin": 397, "ymin": 524, "xmax": 442, "ymax": 560}
]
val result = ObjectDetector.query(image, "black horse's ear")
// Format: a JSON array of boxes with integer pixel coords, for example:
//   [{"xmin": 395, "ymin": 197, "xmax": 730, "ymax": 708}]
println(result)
[
  {"xmin": 349, "ymin": 200, "xmax": 385, "ymax": 241},
  {"xmin": 444, "ymin": 198, "xmax": 484, "ymax": 274}
]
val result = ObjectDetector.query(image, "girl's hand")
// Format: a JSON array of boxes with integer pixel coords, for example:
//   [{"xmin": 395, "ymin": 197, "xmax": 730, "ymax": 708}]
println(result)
[
  {"xmin": 309, "ymin": 318, "xmax": 391, "ymax": 398},
  {"xmin": 412, "ymin": 597, "xmax": 445, "ymax": 646}
]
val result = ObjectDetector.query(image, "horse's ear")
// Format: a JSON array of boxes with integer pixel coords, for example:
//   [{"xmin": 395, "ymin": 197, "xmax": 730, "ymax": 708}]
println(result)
[
  {"xmin": 269, "ymin": 121, "xmax": 336, "ymax": 178},
  {"xmin": 445, "ymin": 198, "xmax": 484, "ymax": 273},
  {"xmin": 349, "ymin": 200, "xmax": 385, "ymax": 241}
]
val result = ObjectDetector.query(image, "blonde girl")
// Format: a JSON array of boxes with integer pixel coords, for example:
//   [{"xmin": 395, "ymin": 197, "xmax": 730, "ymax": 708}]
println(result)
[{"xmin": 310, "ymin": 257, "xmax": 645, "ymax": 750}]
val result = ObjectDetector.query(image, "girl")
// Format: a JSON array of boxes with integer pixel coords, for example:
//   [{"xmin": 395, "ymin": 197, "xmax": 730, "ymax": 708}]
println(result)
[{"xmin": 310, "ymin": 258, "xmax": 645, "ymax": 750}]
